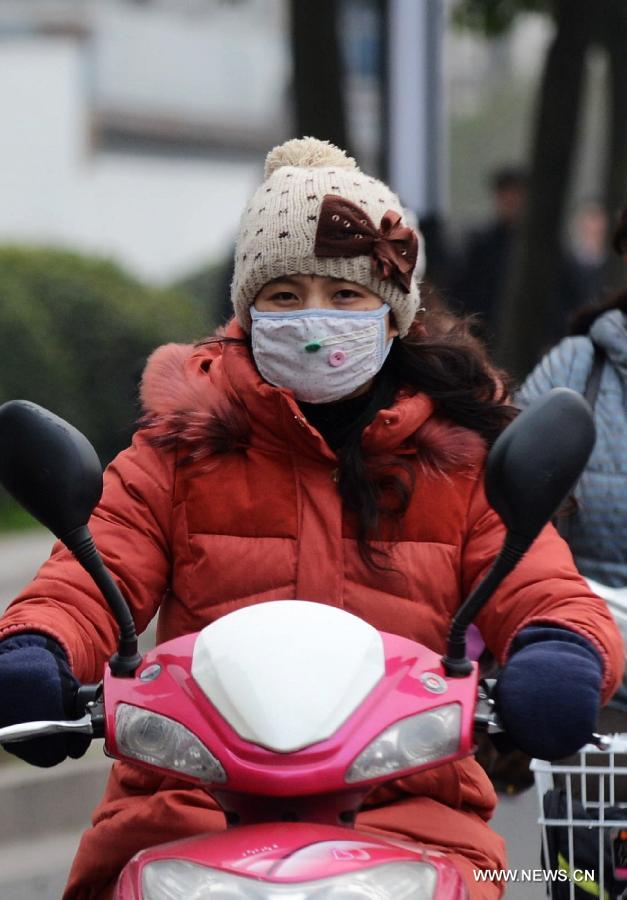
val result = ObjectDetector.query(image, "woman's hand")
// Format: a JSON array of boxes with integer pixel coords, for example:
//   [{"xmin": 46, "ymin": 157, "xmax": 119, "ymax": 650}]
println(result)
[
  {"xmin": 495, "ymin": 625, "xmax": 603, "ymax": 760},
  {"xmin": 0, "ymin": 633, "xmax": 90, "ymax": 766}
]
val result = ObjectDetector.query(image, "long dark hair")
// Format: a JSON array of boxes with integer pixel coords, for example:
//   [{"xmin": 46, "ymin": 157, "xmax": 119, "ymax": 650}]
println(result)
[
  {"xmin": 568, "ymin": 291, "xmax": 627, "ymax": 336},
  {"xmin": 335, "ymin": 296, "xmax": 516, "ymax": 567}
]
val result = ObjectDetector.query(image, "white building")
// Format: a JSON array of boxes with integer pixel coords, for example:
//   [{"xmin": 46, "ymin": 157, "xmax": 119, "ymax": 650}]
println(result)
[{"xmin": 0, "ymin": 0, "xmax": 290, "ymax": 283}]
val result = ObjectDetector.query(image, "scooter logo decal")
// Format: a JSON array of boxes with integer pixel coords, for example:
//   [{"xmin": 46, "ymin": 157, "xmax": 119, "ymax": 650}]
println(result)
[{"xmin": 331, "ymin": 848, "xmax": 371, "ymax": 861}]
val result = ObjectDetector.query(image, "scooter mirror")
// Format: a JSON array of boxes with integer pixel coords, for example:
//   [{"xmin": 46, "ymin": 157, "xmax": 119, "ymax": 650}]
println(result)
[
  {"xmin": 0, "ymin": 400, "xmax": 141, "ymax": 676},
  {"xmin": 0, "ymin": 400, "xmax": 103, "ymax": 539},
  {"xmin": 443, "ymin": 388, "xmax": 595, "ymax": 677},
  {"xmin": 485, "ymin": 388, "xmax": 595, "ymax": 547}
]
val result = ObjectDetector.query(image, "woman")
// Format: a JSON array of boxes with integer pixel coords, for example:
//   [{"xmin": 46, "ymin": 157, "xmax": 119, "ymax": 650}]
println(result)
[
  {"xmin": 0, "ymin": 138, "xmax": 622, "ymax": 898},
  {"xmin": 518, "ymin": 205, "xmax": 627, "ymax": 709}
]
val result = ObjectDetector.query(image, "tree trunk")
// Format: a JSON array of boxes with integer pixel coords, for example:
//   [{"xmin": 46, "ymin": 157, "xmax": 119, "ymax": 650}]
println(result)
[
  {"xmin": 495, "ymin": 0, "xmax": 596, "ymax": 380},
  {"xmin": 602, "ymin": 0, "xmax": 627, "ymax": 292},
  {"xmin": 288, "ymin": 0, "xmax": 349, "ymax": 152}
]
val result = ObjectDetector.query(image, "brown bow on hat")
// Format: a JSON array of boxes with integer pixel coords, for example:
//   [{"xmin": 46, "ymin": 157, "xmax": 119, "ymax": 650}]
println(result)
[{"xmin": 314, "ymin": 194, "xmax": 418, "ymax": 293}]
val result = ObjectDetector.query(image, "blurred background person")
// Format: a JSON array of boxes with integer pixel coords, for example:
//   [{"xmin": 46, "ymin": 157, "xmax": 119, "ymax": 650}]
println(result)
[
  {"xmin": 554, "ymin": 199, "xmax": 610, "ymax": 337},
  {"xmin": 449, "ymin": 166, "xmax": 527, "ymax": 341},
  {"xmin": 517, "ymin": 206, "xmax": 627, "ymax": 713}
]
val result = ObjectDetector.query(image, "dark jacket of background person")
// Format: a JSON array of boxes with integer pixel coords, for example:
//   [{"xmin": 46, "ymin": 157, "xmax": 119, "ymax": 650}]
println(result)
[
  {"xmin": 518, "ymin": 308, "xmax": 627, "ymax": 588},
  {"xmin": 452, "ymin": 221, "xmax": 514, "ymax": 326}
]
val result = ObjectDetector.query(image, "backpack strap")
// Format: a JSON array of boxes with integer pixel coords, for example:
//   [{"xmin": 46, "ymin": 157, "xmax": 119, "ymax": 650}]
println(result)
[
  {"xmin": 555, "ymin": 341, "xmax": 605, "ymax": 541},
  {"xmin": 584, "ymin": 342, "xmax": 605, "ymax": 410}
]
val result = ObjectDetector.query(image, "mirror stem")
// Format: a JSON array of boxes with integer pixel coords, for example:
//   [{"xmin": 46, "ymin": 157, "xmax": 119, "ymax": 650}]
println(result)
[
  {"xmin": 63, "ymin": 525, "xmax": 142, "ymax": 677},
  {"xmin": 442, "ymin": 534, "xmax": 529, "ymax": 677}
]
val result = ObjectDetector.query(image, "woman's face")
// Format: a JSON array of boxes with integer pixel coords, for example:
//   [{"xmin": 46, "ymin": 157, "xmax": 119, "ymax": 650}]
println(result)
[{"xmin": 254, "ymin": 274, "xmax": 398, "ymax": 340}]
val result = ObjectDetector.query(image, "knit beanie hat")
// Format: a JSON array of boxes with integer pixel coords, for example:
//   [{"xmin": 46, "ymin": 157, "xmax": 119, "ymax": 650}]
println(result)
[{"xmin": 231, "ymin": 137, "xmax": 422, "ymax": 338}]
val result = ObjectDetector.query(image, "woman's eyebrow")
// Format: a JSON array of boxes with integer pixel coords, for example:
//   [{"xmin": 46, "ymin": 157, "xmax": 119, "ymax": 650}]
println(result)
[{"xmin": 264, "ymin": 276, "xmax": 301, "ymax": 286}]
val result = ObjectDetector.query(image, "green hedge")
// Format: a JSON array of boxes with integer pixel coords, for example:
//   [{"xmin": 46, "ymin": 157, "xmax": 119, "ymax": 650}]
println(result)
[{"xmin": 0, "ymin": 246, "xmax": 209, "ymax": 527}]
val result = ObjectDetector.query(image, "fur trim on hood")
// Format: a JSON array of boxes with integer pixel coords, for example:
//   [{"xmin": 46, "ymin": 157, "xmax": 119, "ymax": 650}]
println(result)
[
  {"xmin": 409, "ymin": 418, "xmax": 485, "ymax": 477},
  {"xmin": 139, "ymin": 342, "xmax": 250, "ymax": 462},
  {"xmin": 138, "ymin": 342, "xmax": 485, "ymax": 472}
]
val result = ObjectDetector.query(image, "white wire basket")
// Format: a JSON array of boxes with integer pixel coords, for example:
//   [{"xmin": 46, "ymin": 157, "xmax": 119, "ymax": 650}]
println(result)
[{"xmin": 531, "ymin": 735, "xmax": 627, "ymax": 900}]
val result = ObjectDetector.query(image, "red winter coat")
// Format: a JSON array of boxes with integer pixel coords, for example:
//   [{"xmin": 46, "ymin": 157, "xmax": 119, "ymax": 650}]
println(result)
[{"xmin": 1, "ymin": 322, "xmax": 623, "ymax": 899}]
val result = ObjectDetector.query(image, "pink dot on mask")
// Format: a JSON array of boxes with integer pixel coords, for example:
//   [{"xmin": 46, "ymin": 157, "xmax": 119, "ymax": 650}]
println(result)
[{"xmin": 329, "ymin": 350, "xmax": 347, "ymax": 367}]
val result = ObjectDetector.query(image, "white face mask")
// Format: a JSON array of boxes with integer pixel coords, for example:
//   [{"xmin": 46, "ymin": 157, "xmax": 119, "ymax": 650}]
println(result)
[{"xmin": 250, "ymin": 305, "xmax": 393, "ymax": 404}]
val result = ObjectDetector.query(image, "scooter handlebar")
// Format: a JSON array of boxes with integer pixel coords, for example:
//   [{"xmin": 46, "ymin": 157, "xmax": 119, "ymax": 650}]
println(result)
[{"xmin": 0, "ymin": 680, "xmax": 105, "ymax": 746}]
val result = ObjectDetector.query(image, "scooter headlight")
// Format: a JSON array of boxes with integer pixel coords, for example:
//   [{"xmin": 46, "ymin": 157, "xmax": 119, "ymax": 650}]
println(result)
[
  {"xmin": 115, "ymin": 703, "xmax": 226, "ymax": 784},
  {"xmin": 142, "ymin": 860, "xmax": 437, "ymax": 899},
  {"xmin": 345, "ymin": 704, "xmax": 461, "ymax": 784}
]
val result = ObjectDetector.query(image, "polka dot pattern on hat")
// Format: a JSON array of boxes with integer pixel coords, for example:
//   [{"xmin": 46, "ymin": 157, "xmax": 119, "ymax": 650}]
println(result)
[{"xmin": 231, "ymin": 137, "xmax": 422, "ymax": 337}]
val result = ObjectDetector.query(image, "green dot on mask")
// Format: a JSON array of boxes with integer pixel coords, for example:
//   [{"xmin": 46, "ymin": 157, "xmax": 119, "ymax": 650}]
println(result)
[{"xmin": 305, "ymin": 341, "xmax": 322, "ymax": 353}]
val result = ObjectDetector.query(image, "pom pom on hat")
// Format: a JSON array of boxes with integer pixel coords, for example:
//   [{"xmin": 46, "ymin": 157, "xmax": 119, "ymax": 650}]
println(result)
[{"xmin": 264, "ymin": 137, "xmax": 357, "ymax": 179}]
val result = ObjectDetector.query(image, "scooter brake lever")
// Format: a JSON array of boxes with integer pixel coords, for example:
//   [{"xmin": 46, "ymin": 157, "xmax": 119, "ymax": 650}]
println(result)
[{"xmin": 0, "ymin": 714, "xmax": 93, "ymax": 744}]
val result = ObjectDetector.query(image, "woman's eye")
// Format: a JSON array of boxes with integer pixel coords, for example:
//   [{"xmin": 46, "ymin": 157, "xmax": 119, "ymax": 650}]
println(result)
[
  {"xmin": 271, "ymin": 292, "xmax": 298, "ymax": 301},
  {"xmin": 334, "ymin": 289, "xmax": 360, "ymax": 300}
]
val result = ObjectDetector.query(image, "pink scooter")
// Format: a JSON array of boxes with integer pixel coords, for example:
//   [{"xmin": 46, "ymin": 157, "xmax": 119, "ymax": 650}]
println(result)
[{"xmin": 0, "ymin": 389, "xmax": 598, "ymax": 899}]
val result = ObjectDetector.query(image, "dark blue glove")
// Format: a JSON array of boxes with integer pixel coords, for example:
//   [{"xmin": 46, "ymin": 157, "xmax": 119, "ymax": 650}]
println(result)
[
  {"xmin": 0, "ymin": 633, "xmax": 90, "ymax": 767},
  {"xmin": 495, "ymin": 626, "xmax": 603, "ymax": 760}
]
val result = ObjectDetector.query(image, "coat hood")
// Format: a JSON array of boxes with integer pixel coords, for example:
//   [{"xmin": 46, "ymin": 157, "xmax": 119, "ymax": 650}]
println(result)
[{"xmin": 139, "ymin": 327, "xmax": 486, "ymax": 475}]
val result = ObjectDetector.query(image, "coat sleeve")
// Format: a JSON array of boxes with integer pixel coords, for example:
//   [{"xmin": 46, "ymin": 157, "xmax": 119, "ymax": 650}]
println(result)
[
  {"xmin": 516, "ymin": 337, "xmax": 592, "ymax": 407},
  {"xmin": 462, "ymin": 476, "xmax": 624, "ymax": 702},
  {"xmin": 0, "ymin": 430, "xmax": 176, "ymax": 683}
]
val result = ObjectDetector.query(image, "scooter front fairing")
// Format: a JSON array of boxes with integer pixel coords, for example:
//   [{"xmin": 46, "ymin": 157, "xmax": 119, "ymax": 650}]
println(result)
[
  {"xmin": 107, "ymin": 602, "xmax": 476, "ymax": 899},
  {"xmin": 115, "ymin": 821, "xmax": 467, "ymax": 899},
  {"xmin": 103, "ymin": 604, "xmax": 477, "ymax": 799}
]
